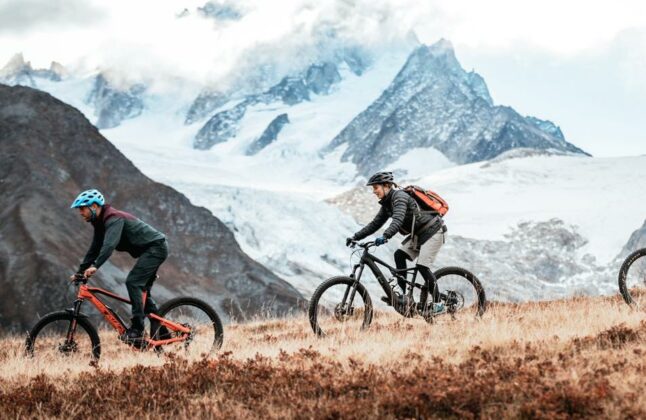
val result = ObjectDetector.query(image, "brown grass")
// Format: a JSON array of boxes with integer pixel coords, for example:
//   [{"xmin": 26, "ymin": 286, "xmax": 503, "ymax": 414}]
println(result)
[{"xmin": 0, "ymin": 295, "xmax": 644, "ymax": 419}]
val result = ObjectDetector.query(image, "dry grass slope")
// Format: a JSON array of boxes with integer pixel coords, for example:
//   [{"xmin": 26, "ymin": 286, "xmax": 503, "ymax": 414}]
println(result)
[{"xmin": 0, "ymin": 295, "xmax": 644, "ymax": 419}]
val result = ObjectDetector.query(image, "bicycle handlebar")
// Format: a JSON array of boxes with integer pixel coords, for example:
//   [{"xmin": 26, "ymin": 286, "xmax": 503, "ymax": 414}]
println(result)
[
  {"xmin": 72, "ymin": 273, "xmax": 89, "ymax": 284},
  {"xmin": 348, "ymin": 239, "xmax": 388, "ymax": 249}
]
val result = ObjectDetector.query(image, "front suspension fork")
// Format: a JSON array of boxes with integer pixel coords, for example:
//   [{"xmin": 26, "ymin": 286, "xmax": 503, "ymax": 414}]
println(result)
[
  {"xmin": 65, "ymin": 299, "xmax": 84, "ymax": 344},
  {"xmin": 343, "ymin": 264, "xmax": 364, "ymax": 308}
]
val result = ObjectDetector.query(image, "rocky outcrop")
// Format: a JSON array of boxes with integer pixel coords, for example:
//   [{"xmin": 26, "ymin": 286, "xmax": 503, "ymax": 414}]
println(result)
[
  {"xmin": 525, "ymin": 116, "xmax": 565, "ymax": 140},
  {"xmin": 340, "ymin": 47, "xmax": 372, "ymax": 76},
  {"xmin": 246, "ymin": 113, "xmax": 290, "ymax": 155},
  {"xmin": 305, "ymin": 63, "xmax": 341, "ymax": 95},
  {"xmin": 266, "ymin": 77, "xmax": 311, "ymax": 106},
  {"xmin": 324, "ymin": 40, "xmax": 588, "ymax": 176},
  {"xmin": 0, "ymin": 54, "xmax": 66, "ymax": 87},
  {"xmin": 194, "ymin": 100, "xmax": 248, "ymax": 149},
  {"xmin": 193, "ymin": 62, "xmax": 341, "ymax": 149},
  {"xmin": 435, "ymin": 220, "xmax": 605, "ymax": 301},
  {"xmin": 185, "ymin": 90, "xmax": 229, "ymax": 125},
  {"xmin": 85, "ymin": 74, "xmax": 146, "ymax": 129},
  {"xmin": 0, "ymin": 84, "xmax": 304, "ymax": 331}
]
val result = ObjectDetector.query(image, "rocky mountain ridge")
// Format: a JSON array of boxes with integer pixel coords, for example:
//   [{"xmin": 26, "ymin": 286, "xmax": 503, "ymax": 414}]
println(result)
[
  {"xmin": 324, "ymin": 40, "xmax": 587, "ymax": 176},
  {"xmin": 1, "ymin": 39, "xmax": 584, "ymax": 180},
  {"xmin": 192, "ymin": 60, "xmax": 346, "ymax": 150},
  {"xmin": 0, "ymin": 84, "xmax": 303, "ymax": 331},
  {"xmin": 0, "ymin": 53, "xmax": 66, "ymax": 87}
]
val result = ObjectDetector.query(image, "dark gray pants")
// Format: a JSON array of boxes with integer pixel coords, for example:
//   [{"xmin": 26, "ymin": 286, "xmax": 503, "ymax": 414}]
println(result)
[{"xmin": 126, "ymin": 240, "xmax": 168, "ymax": 329}]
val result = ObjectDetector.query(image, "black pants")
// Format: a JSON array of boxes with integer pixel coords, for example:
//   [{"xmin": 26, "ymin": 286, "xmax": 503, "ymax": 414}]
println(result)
[
  {"xmin": 126, "ymin": 240, "xmax": 168, "ymax": 329},
  {"xmin": 394, "ymin": 249, "xmax": 437, "ymax": 300}
]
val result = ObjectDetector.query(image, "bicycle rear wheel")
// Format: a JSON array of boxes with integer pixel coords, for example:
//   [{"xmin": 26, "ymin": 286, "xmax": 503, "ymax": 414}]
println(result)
[
  {"xmin": 25, "ymin": 311, "xmax": 101, "ymax": 361},
  {"xmin": 308, "ymin": 276, "xmax": 372, "ymax": 337},
  {"xmin": 422, "ymin": 267, "xmax": 486, "ymax": 323},
  {"xmin": 157, "ymin": 297, "xmax": 223, "ymax": 358},
  {"xmin": 619, "ymin": 248, "xmax": 646, "ymax": 309}
]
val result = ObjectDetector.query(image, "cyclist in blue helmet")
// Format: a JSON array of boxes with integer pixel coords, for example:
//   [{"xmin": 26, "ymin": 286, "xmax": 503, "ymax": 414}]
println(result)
[
  {"xmin": 70, "ymin": 189, "xmax": 169, "ymax": 344},
  {"xmin": 70, "ymin": 189, "xmax": 105, "ymax": 221}
]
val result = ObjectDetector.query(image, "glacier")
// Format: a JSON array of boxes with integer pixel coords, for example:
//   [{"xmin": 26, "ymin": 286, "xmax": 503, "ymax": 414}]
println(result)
[{"xmin": 2, "ymin": 41, "xmax": 643, "ymax": 303}]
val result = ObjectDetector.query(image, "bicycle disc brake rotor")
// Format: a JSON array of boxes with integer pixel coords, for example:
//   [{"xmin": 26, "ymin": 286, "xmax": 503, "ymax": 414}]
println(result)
[
  {"xmin": 445, "ymin": 290, "xmax": 465, "ymax": 313},
  {"xmin": 58, "ymin": 341, "xmax": 78, "ymax": 354},
  {"xmin": 334, "ymin": 303, "xmax": 354, "ymax": 321}
]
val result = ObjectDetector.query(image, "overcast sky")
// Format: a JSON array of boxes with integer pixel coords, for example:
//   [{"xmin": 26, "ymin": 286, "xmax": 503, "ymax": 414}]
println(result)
[{"xmin": 0, "ymin": 0, "xmax": 644, "ymax": 156}]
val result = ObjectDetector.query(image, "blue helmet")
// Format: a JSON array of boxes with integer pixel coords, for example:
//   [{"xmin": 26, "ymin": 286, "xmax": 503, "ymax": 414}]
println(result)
[{"xmin": 70, "ymin": 189, "xmax": 105, "ymax": 208}]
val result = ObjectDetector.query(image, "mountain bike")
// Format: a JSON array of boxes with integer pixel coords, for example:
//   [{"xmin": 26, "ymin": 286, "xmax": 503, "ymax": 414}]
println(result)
[
  {"xmin": 308, "ymin": 240, "xmax": 486, "ymax": 336},
  {"xmin": 618, "ymin": 248, "xmax": 646, "ymax": 309},
  {"xmin": 25, "ymin": 274, "xmax": 223, "ymax": 361}
]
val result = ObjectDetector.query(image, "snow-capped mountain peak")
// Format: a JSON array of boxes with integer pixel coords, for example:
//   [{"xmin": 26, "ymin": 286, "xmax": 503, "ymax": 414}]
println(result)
[
  {"xmin": 0, "ymin": 53, "xmax": 66, "ymax": 87},
  {"xmin": 192, "ymin": 59, "xmax": 346, "ymax": 150},
  {"xmin": 0, "ymin": 53, "xmax": 30, "ymax": 79},
  {"xmin": 324, "ymin": 39, "xmax": 587, "ymax": 176}
]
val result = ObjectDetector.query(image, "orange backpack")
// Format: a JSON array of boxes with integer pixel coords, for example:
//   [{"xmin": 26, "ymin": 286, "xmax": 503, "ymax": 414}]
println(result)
[{"xmin": 403, "ymin": 185, "xmax": 449, "ymax": 216}]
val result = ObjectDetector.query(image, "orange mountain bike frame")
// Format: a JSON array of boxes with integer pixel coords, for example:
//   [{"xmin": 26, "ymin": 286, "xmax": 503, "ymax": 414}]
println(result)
[{"xmin": 74, "ymin": 284, "xmax": 191, "ymax": 348}]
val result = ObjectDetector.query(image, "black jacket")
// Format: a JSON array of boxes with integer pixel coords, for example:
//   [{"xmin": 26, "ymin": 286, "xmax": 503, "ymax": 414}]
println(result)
[
  {"xmin": 77, "ymin": 205, "xmax": 166, "ymax": 273},
  {"xmin": 353, "ymin": 189, "xmax": 443, "ymax": 245}
]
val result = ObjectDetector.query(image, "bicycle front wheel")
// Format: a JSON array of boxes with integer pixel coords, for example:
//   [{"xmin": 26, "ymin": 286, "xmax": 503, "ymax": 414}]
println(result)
[
  {"xmin": 25, "ymin": 311, "xmax": 101, "ymax": 361},
  {"xmin": 619, "ymin": 248, "xmax": 646, "ymax": 309},
  {"xmin": 308, "ymin": 276, "xmax": 373, "ymax": 337},
  {"xmin": 157, "ymin": 297, "xmax": 223, "ymax": 358}
]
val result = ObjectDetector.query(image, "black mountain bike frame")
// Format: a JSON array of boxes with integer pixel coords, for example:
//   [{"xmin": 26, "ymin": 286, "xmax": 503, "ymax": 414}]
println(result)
[{"xmin": 346, "ymin": 241, "xmax": 431, "ymax": 307}]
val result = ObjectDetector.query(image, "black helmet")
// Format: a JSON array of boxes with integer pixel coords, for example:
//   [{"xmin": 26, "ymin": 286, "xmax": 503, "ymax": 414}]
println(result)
[{"xmin": 366, "ymin": 171, "xmax": 394, "ymax": 186}]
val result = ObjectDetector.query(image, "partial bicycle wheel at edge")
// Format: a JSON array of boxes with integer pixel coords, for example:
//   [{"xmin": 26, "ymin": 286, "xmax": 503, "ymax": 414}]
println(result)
[
  {"xmin": 157, "ymin": 297, "xmax": 224, "ymax": 358},
  {"xmin": 309, "ymin": 276, "xmax": 373, "ymax": 337},
  {"xmin": 618, "ymin": 248, "xmax": 646, "ymax": 309},
  {"xmin": 432, "ymin": 267, "xmax": 486, "ymax": 317},
  {"xmin": 25, "ymin": 311, "xmax": 101, "ymax": 361}
]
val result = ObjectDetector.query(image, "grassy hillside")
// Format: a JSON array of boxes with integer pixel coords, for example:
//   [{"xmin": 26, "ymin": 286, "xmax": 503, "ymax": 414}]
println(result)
[{"xmin": 1, "ymin": 295, "xmax": 644, "ymax": 418}]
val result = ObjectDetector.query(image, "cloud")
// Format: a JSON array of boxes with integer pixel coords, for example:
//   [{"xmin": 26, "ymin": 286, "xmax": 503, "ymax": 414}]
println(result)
[
  {"xmin": 0, "ymin": 0, "xmax": 643, "ymax": 156},
  {"xmin": 0, "ymin": 0, "xmax": 429, "ymax": 91},
  {"xmin": 415, "ymin": 0, "xmax": 646, "ymax": 55},
  {"xmin": 0, "ymin": 0, "xmax": 645, "ymax": 95},
  {"xmin": 0, "ymin": 0, "xmax": 104, "ymax": 34}
]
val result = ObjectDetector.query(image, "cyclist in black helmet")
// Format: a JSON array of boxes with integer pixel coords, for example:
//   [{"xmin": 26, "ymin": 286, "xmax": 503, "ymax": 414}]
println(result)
[{"xmin": 347, "ymin": 171, "xmax": 447, "ymax": 309}]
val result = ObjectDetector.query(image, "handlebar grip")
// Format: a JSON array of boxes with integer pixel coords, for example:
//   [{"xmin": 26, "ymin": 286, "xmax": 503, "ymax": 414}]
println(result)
[{"xmin": 72, "ymin": 273, "xmax": 88, "ymax": 284}]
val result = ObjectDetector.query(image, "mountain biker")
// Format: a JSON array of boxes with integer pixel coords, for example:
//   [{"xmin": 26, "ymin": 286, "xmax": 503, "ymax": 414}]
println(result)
[
  {"xmin": 70, "ymin": 189, "xmax": 168, "ymax": 344},
  {"xmin": 347, "ymin": 171, "xmax": 447, "ymax": 310}
]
